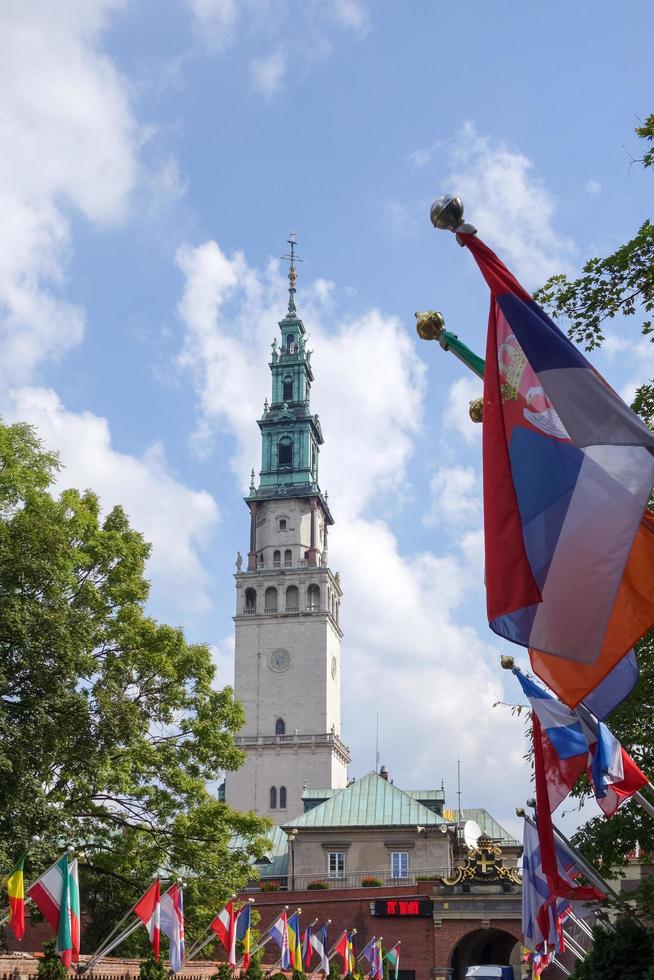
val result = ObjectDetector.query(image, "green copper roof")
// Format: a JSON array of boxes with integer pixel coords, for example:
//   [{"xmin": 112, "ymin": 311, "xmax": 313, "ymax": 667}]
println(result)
[
  {"xmin": 255, "ymin": 824, "xmax": 289, "ymax": 879},
  {"xmin": 406, "ymin": 789, "xmax": 445, "ymax": 803},
  {"xmin": 286, "ymin": 772, "xmax": 445, "ymax": 829},
  {"xmin": 461, "ymin": 808, "xmax": 519, "ymax": 847}
]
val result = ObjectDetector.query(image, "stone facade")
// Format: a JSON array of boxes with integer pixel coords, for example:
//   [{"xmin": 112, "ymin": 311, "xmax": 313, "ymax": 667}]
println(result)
[{"xmin": 290, "ymin": 825, "xmax": 453, "ymax": 886}]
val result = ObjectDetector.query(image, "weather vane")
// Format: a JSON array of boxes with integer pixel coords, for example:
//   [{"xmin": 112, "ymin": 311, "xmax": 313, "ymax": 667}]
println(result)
[{"xmin": 281, "ymin": 230, "xmax": 303, "ymax": 315}]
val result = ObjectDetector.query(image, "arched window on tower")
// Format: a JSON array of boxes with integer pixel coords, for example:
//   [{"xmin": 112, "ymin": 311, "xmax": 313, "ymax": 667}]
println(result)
[
  {"xmin": 279, "ymin": 786, "xmax": 287, "ymax": 808},
  {"xmin": 283, "ymin": 375, "xmax": 293, "ymax": 401},
  {"xmin": 278, "ymin": 437, "xmax": 293, "ymax": 467},
  {"xmin": 264, "ymin": 586, "xmax": 278, "ymax": 613},
  {"xmin": 287, "ymin": 333, "xmax": 295, "ymax": 353},
  {"xmin": 275, "ymin": 718, "xmax": 286, "ymax": 735},
  {"xmin": 284, "ymin": 548, "xmax": 292, "ymax": 567},
  {"xmin": 244, "ymin": 587, "xmax": 256, "ymax": 614},
  {"xmin": 286, "ymin": 585, "xmax": 298, "ymax": 612},
  {"xmin": 270, "ymin": 786, "xmax": 277, "ymax": 809},
  {"xmin": 273, "ymin": 549, "xmax": 281, "ymax": 568},
  {"xmin": 307, "ymin": 584, "xmax": 320, "ymax": 612}
]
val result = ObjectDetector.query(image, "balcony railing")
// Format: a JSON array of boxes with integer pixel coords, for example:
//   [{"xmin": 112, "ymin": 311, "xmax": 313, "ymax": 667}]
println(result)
[
  {"xmin": 247, "ymin": 868, "xmax": 460, "ymax": 893},
  {"xmin": 243, "ymin": 607, "xmax": 256, "ymax": 615},
  {"xmin": 286, "ymin": 605, "xmax": 299, "ymax": 612},
  {"xmin": 235, "ymin": 731, "xmax": 351, "ymax": 762}
]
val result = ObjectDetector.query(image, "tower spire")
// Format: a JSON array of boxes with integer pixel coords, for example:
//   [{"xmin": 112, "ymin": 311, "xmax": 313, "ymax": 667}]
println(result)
[{"xmin": 281, "ymin": 230, "xmax": 303, "ymax": 317}]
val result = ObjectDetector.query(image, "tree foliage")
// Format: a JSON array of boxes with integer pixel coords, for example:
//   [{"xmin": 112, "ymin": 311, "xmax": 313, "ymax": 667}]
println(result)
[
  {"xmin": 0, "ymin": 420, "xmax": 269, "ymax": 952},
  {"xmin": 536, "ymin": 114, "xmax": 654, "ymax": 426},
  {"xmin": 572, "ymin": 916, "xmax": 654, "ymax": 980}
]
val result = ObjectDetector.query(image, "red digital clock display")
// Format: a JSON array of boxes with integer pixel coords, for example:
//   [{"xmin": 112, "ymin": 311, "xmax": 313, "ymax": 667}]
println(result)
[{"xmin": 373, "ymin": 899, "xmax": 432, "ymax": 917}]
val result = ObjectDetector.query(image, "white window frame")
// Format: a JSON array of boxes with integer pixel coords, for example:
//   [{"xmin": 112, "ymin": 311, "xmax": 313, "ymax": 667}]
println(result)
[
  {"xmin": 391, "ymin": 851, "xmax": 409, "ymax": 879},
  {"xmin": 328, "ymin": 851, "xmax": 345, "ymax": 878}
]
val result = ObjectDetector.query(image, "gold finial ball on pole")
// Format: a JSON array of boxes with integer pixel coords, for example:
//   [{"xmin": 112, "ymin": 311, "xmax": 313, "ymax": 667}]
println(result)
[
  {"xmin": 415, "ymin": 310, "xmax": 445, "ymax": 341},
  {"xmin": 500, "ymin": 654, "xmax": 515, "ymax": 670},
  {"xmin": 468, "ymin": 397, "xmax": 484, "ymax": 424}
]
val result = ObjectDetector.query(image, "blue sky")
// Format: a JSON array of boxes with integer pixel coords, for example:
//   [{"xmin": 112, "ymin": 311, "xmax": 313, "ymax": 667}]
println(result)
[{"xmin": 2, "ymin": 0, "xmax": 653, "ymax": 838}]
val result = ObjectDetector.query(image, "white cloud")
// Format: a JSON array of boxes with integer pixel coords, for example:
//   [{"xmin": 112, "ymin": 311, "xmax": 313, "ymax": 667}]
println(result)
[
  {"xmin": 251, "ymin": 49, "xmax": 287, "ymax": 98},
  {"xmin": 4, "ymin": 387, "xmax": 220, "ymax": 616},
  {"xmin": 382, "ymin": 198, "xmax": 418, "ymax": 238},
  {"xmin": 0, "ymin": 0, "xmax": 138, "ymax": 385},
  {"xmin": 186, "ymin": 0, "xmax": 368, "ymax": 95},
  {"xmin": 585, "ymin": 178, "xmax": 601, "ymax": 195},
  {"xmin": 174, "ymin": 239, "xmax": 532, "ymax": 826},
  {"xmin": 444, "ymin": 122, "xmax": 575, "ymax": 287},
  {"xmin": 443, "ymin": 376, "xmax": 484, "ymax": 446},
  {"xmin": 423, "ymin": 465, "xmax": 480, "ymax": 528}
]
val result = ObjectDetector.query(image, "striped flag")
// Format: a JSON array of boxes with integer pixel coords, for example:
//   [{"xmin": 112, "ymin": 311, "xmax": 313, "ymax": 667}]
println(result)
[
  {"xmin": 310, "ymin": 925, "xmax": 329, "ymax": 973},
  {"xmin": 134, "ymin": 879, "xmax": 161, "ymax": 961},
  {"xmin": 4, "ymin": 853, "xmax": 26, "ymax": 940},
  {"xmin": 301, "ymin": 923, "xmax": 313, "ymax": 969},
  {"xmin": 27, "ymin": 854, "xmax": 79, "ymax": 963},
  {"xmin": 385, "ymin": 943, "xmax": 400, "ymax": 980},
  {"xmin": 210, "ymin": 899, "xmax": 235, "ymax": 952},
  {"xmin": 231, "ymin": 903, "xmax": 251, "ymax": 969},
  {"xmin": 269, "ymin": 910, "xmax": 290, "ymax": 970},
  {"xmin": 287, "ymin": 912, "xmax": 303, "ymax": 971}
]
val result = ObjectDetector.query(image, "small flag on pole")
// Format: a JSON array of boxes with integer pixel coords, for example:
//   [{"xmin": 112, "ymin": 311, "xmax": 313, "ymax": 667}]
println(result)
[
  {"xmin": 287, "ymin": 912, "xmax": 303, "ymax": 971},
  {"xmin": 27, "ymin": 853, "xmax": 79, "ymax": 964},
  {"xmin": 4, "ymin": 853, "xmax": 26, "ymax": 940},
  {"xmin": 385, "ymin": 943, "xmax": 400, "ymax": 980},
  {"xmin": 310, "ymin": 924, "xmax": 329, "ymax": 973},
  {"xmin": 269, "ymin": 910, "xmax": 290, "ymax": 970},
  {"xmin": 134, "ymin": 879, "xmax": 161, "ymax": 961},
  {"xmin": 232, "ymin": 902, "xmax": 251, "ymax": 969},
  {"xmin": 210, "ymin": 899, "xmax": 235, "ymax": 952},
  {"xmin": 160, "ymin": 884, "xmax": 185, "ymax": 973}
]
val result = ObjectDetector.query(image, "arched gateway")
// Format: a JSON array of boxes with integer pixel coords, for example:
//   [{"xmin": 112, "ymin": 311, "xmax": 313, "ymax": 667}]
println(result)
[{"xmin": 450, "ymin": 927, "xmax": 521, "ymax": 980}]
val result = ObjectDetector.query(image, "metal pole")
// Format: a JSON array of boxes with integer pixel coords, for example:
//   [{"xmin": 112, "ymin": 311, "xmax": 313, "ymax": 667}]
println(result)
[
  {"xmin": 633, "ymin": 790, "xmax": 654, "ymax": 819},
  {"xmin": 83, "ymin": 919, "xmax": 142, "ymax": 973}
]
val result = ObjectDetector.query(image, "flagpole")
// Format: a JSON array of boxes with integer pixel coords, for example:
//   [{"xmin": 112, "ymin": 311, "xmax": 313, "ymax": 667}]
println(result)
[
  {"xmin": 309, "ymin": 929, "xmax": 356, "ymax": 980},
  {"xmin": 186, "ymin": 894, "xmax": 237, "ymax": 959},
  {"xmin": 521, "ymin": 811, "xmax": 618, "ymax": 901},
  {"xmin": 633, "ymin": 790, "xmax": 654, "ymax": 819},
  {"xmin": 83, "ymin": 919, "xmax": 143, "ymax": 972},
  {"xmin": 229, "ymin": 904, "xmax": 290, "ymax": 969},
  {"xmin": 82, "ymin": 877, "xmax": 169, "ymax": 975},
  {"xmin": 263, "ymin": 907, "xmax": 302, "ymax": 972},
  {"xmin": 81, "ymin": 877, "xmax": 162, "ymax": 971}
]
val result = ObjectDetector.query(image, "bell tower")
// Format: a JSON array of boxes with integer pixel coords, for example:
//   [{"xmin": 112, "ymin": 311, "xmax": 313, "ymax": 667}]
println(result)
[{"xmin": 225, "ymin": 234, "xmax": 350, "ymax": 823}]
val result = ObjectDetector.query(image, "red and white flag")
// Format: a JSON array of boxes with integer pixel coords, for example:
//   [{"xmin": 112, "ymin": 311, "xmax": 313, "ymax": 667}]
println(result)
[
  {"xmin": 210, "ymin": 899, "xmax": 235, "ymax": 953},
  {"xmin": 134, "ymin": 879, "xmax": 161, "ymax": 961}
]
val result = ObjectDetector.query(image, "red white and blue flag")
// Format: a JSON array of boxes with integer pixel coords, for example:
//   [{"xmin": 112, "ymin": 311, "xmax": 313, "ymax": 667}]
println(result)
[
  {"xmin": 269, "ymin": 910, "xmax": 290, "ymax": 970},
  {"xmin": 461, "ymin": 233, "xmax": 654, "ymax": 707},
  {"xmin": 522, "ymin": 818, "xmax": 601, "ymax": 956},
  {"xmin": 515, "ymin": 668, "xmax": 647, "ymax": 817},
  {"xmin": 160, "ymin": 884, "xmax": 185, "ymax": 973}
]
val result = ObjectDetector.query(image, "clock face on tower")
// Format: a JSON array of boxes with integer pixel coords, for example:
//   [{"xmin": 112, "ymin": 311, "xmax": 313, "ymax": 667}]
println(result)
[
  {"xmin": 269, "ymin": 648, "xmax": 291, "ymax": 672},
  {"xmin": 331, "ymin": 656, "xmax": 337, "ymax": 680}
]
